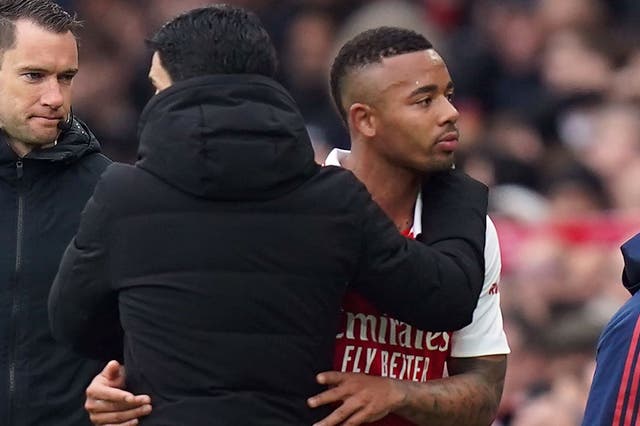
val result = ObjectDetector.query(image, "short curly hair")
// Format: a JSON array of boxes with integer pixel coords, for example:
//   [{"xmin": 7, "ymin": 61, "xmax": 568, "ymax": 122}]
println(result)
[{"xmin": 330, "ymin": 27, "xmax": 433, "ymax": 123}]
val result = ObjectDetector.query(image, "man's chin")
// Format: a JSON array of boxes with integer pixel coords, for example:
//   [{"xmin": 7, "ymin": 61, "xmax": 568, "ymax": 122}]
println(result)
[
  {"xmin": 27, "ymin": 130, "xmax": 61, "ymax": 148},
  {"xmin": 424, "ymin": 155, "xmax": 455, "ymax": 173}
]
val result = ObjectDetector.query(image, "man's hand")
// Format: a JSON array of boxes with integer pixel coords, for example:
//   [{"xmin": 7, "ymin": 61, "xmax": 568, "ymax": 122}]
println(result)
[
  {"xmin": 307, "ymin": 371, "xmax": 407, "ymax": 426},
  {"xmin": 85, "ymin": 360, "xmax": 152, "ymax": 426}
]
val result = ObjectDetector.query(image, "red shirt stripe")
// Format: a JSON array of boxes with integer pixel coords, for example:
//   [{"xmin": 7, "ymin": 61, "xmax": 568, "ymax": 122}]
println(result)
[{"xmin": 613, "ymin": 315, "xmax": 640, "ymax": 426}]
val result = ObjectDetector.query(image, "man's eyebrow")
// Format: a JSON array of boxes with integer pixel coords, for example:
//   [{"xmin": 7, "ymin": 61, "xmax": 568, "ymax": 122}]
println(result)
[
  {"xmin": 408, "ymin": 81, "xmax": 455, "ymax": 97},
  {"xmin": 16, "ymin": 66, "xmax": 78, "ymax": 75}
]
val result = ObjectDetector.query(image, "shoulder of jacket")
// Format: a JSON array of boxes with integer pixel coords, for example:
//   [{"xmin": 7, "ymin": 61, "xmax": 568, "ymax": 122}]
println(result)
[
  {"xmin": 318, "ymin": 165, "xmax": 366, "ymax": 188},
  {"xmin": 315, "ymin": 166, "xmax": 372, "ymax": 201},
  {"xmin": 80, "ymin": 152, "xmax": 111, "ymax": 172},
  {"xmin": 91, "ymin": 163, "xmax": 139, "ymax": 197},
  {"xmin": 101, "ymin": 162, "xmax": 139, "ymax": 182}
]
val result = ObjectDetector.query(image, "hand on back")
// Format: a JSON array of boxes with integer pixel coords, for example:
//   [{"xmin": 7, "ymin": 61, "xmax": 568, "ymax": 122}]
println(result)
[{"xmin": 85, "ymin": 361, "xmax": 152, "ymax": 425}]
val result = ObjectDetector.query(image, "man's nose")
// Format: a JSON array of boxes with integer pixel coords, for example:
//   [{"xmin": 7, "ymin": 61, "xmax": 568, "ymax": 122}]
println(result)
[
  {"xmin": 41, "ymin": 79, "xmax": 64, "ymax": 109},
  {"xmin": 440, "ymin": 98, "xmax": 460, "ymax": 125}
]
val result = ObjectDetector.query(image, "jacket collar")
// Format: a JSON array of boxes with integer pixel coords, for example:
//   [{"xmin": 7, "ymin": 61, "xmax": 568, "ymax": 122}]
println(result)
[{"xmin": 0, "ymin": 117, "xmax": 101, "ymax": 184}]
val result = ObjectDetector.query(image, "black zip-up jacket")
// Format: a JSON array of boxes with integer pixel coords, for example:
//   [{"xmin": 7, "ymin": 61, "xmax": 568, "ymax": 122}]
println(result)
[
  {"xmin": 0, "ymin": 118, "xmax": 110, "ymax": 426},
  {"xmin": 49, "ymin": 75, "xmax": 487, "ymax": 426}
]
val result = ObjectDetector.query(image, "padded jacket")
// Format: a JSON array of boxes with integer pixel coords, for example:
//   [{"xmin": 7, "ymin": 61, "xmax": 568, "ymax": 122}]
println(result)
[{"xmin": 0, "ymin": 119, "xmax": 110, "ymax": 425}]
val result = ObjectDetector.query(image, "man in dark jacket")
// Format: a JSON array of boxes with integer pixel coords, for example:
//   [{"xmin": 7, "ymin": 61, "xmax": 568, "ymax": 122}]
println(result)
[
  {"xmin": 0, "ymin": 1, "xmax": 110, "ymax": 425},
  {"xmin": 582, "ymin": 233, "xmax": 640, "ymax": 425},
  {"xmin": 49, "ymin": 5, "xmax": 487, "ymax": 426}
]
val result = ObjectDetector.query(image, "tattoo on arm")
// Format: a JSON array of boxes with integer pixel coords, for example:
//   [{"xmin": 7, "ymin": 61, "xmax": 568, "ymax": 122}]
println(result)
[{"xmin": 395, "ymin": 355, "xmax": 507, "ymax": 426}]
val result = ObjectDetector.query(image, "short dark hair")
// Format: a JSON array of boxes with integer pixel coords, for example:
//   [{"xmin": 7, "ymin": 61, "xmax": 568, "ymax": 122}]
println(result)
[
  {"xmin": 147, "ymin": 4, "xmax": 277, "ymax": 82},
  {"xmin": 0, "ymin": 0, "xmax": 80, "ymax": 59},
  {"xmin": 330, "ymin": 27, "xmax": 433, "ymax": 123}
]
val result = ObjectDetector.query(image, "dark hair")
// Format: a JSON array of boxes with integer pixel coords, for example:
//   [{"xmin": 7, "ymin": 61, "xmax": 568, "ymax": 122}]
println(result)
[
  {"xmin": 0, "ymin": 0, "xmax": 80, "ymax": 58},
  {"xmin": 147, "ymin": 4, "xmax": 277, "ymax": 82},
  {"xmin": 330, "ymin": 27, "xmax": 433, "ymax": 123}
]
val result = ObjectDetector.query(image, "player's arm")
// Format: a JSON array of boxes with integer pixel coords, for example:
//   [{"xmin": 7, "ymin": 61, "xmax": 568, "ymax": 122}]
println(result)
[
  {"xmin": 391, "ymin": 218, "xmax": 507, "ymax": 425},
  {"xmin": 308, "ymin": 355, "xmax": 506, "ymax": 426},
  {"xmin": 85, "ymin": 362, "xmax": 152, "ymax": 425},
  {"xmin": 395, "ymin": 355, "xmax": 506, "ymax": 426},
  {"xmin": 310, "ymin": 218, "xmax": 507, "ymax": 426},
  {"xmin": 392, "ymin": 218, "xmax": 508, "ymax": 425}
]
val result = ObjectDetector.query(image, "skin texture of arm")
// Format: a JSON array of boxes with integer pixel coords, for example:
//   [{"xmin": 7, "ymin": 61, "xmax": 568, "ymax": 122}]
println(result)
[
  {"xmin": 307, "ymin": 354, "xmax": 507, "ymax": 426},
  {"xmin": 395, "ymin": 355, "xmax": 507, "ymax": 426}
]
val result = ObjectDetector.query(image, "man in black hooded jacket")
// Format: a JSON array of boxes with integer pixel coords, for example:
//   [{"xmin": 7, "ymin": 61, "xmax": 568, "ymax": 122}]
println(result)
[
  {"xmin": 49, "ymin": 5, "xmax": 487, "ymax": 426},
  {"xmin": 0, "ymin": 1, "xmax": 110, "ymax": 425}
]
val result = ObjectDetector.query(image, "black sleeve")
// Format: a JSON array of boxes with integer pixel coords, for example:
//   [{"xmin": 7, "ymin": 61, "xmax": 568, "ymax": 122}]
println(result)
[
  {"xmin": 352, "ymin": 169, "xmax": 487, "ymax": 331},
  {"xmin": 48, "ymin": 176, "xmax": 123, "ymax": 361}
]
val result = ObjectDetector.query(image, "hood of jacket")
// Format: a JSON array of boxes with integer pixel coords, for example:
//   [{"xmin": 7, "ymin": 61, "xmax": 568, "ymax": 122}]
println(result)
[
  {"xmin": 622, "ymin": 233, "xmax": 640, "ymax": 295},
  {"xmin": 136, "ymin": 74, "xmax": 319, "ymax": 201}
]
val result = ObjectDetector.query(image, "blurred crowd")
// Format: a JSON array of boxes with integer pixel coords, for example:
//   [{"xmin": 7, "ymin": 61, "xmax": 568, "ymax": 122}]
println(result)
[{"xmin": 58, "ymin": 0, "xmax": 640, "ymax": 424}]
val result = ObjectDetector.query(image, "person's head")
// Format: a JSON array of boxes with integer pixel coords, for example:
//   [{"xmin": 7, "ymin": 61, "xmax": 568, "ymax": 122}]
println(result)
[
  {"xmin": 146, "ymin": 4, "xmax": 277, "ymax": 94},
  {"xmin": 0, "ymin": 0, "xmax": 80, "ymax": 156},
  {"xmin": 330, "ymin": 26, "xmax": 459, "ymax": 172}
]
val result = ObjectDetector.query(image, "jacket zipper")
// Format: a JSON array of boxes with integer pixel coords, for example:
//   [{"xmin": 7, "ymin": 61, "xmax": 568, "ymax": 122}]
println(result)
[{"xmin": 8, "ymin": 160, "xmax": 24, "ymax": 426}]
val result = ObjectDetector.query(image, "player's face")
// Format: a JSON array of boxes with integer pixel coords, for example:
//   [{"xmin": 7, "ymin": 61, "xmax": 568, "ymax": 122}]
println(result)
[
  {"xmin": 0, "ymin": 20, "xmax": 77, "ymax": 152},
  {"xmin": 148, "ymin": 52, "xmax": 173, "ymax": 95},
  {"xmin": 367, "ymin": 49, "xmax": 459, "ymax": 173}
]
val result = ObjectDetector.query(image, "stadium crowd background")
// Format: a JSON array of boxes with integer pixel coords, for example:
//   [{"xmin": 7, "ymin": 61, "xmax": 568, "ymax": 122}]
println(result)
[{"xmin": 55, "ymin": 0, "xmax": 640, "ymax": 424}]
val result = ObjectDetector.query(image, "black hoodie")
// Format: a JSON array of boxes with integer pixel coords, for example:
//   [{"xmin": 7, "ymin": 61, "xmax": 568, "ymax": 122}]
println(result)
[
  {"xmin": 49, "ymin": 75, "xmax": 487, "ymax": 425},
  {"xmin": 0, "ymin": 118, "xmax": 110, "ymax": 426}
]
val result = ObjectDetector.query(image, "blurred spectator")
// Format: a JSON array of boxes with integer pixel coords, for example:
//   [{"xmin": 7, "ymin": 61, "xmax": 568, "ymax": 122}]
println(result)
[
  {"xmin": 541, "ymin": 29, "xmax": 613, "ymax": 97},
  {"xmin": 542, "ymin": 158, "xmax": 611, "ymax": 220},
  {"xmin": 537, "ymin": 0, "xmax": 606, "ymax": 34},
  {"xmin": 611, "ymin": 49, "xmax": 640, "ymax": 102},
  {"xmin": 280, "ymin": 8, "xmax": 347, "ymax": 149},
  {"xmin": 610, "ymin": 158, "xmax": 640, "ymax": 211},
  {"xmin": 581, "ymin": 103, "xmax": 640, "ymax": 184}
]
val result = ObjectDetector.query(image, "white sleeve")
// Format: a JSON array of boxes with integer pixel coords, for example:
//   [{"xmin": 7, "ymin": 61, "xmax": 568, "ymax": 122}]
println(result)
[{"xmin": 449, "ymin": 216, "xmax": 510, "ymax": 358}]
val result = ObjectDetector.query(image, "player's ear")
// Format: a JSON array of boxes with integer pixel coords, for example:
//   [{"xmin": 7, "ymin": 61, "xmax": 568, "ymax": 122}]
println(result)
[{"xmin": 348, "ymin": 103, "xmax": 376, "ymax": 138}]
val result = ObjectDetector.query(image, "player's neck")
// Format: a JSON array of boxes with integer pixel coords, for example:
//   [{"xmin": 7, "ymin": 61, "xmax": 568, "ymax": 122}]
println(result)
[{"xmin": 342, "ymin": 148, "xmax": 420, "ymax": 231}]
